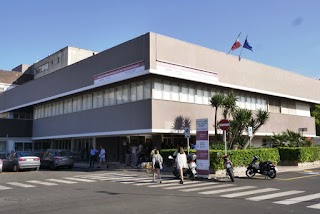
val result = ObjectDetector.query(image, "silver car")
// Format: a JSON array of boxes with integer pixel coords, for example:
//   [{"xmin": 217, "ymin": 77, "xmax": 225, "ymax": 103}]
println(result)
[
  {"xmin": 0, "ymin": 159, "xmax": 3, "ymax": 173},
  {"xmin": 2, "ymin": 152, "xmax": 40, "ymax": 172}
]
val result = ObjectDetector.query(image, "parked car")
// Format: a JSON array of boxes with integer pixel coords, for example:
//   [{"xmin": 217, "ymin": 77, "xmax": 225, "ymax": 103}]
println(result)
[
  {"xmin": 0, "ymin": 158, "xmax": 3, "ymax": 173},
  {"xmin": 1, "ymin": 152, "xmax": 40, "ymax": 172},
  {"xmin": 40, "ymin": 149, "xmax": 74, "ymax": 170}
]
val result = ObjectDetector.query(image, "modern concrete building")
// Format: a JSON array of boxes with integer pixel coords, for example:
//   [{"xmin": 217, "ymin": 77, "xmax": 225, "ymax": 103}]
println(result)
[
  {"xmin": 29, "ymin": 46, "xmax": 98, "ymax": 79},
  {"xmin": 0, "ymin": 32, "xmax": 319, "ymax": 162}
]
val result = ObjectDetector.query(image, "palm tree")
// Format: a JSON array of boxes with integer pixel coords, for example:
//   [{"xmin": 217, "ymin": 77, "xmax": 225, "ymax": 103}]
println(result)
[
  {"xmin": 210, "ymin": 93, "xmax": 225, "ymax": 138},
  {"xmin": 243, "ymin": 109, "xmax": 270, "ymax": 149},
  {"xmin": 229, "ymin": 108, "xmax": 252, "ymax": 149},
  {"xmin": 222, "ymin": 91, "xmax": 238, "ymax": 119}
]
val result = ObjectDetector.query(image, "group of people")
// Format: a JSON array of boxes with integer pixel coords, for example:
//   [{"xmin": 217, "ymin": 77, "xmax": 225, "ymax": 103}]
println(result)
[
  {"xmin": 125, "ymin": 142, "xmax": 144, "ymax": 167},
  {"xmin": 151, "ymin": 146, "xmax": 188, "ymax": 185},
  {"xmin": 89, "ymin": 145, "xmax": 107, "ymax": 168}
]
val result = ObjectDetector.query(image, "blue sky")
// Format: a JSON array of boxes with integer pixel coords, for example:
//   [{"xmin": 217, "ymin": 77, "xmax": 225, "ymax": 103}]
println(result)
[{"xmin": 0, "ymin": 0, "xmax": 319, "ymax": 79}]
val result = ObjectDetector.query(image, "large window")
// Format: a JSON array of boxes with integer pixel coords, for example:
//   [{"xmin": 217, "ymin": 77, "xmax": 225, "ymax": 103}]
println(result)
[
  {"xmin": 82, "ymin": 94, "xmax": 92, "ymax": 111},
  {"xmin": 93, "ymin": 91, "xmax": 104, "ymax": 108}
]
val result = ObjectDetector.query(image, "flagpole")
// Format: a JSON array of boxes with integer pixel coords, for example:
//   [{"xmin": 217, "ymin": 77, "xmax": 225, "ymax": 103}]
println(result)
[
  {"xmin": 227, "ymin": 32, "xmax": 241, "ymax": 55},
  {"xmin": 238, "ymin": 34, "xmax": 247, "ymax": 61}
]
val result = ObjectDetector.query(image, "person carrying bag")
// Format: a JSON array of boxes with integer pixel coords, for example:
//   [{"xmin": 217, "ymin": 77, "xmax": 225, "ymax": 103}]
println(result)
[{"xmin": 152, "ymin": 149, "xmax": 163, "ymax": 183}]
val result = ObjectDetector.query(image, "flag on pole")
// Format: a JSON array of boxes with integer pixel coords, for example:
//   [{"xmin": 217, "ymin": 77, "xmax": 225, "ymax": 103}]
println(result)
[
  {"xmin": 231, "ymin": 39, "xmax": 241, "ymax": 50},
  {"xmin": 227, "ymin": 32, "xmax": 241, "ymax": 55},
  {"xmin": 238, "ymin": 35, "xmax": 253, "ymax": 61},
  {"xmin": 243, "ymin": 38, "xmax": 253, "ymax": 51}
]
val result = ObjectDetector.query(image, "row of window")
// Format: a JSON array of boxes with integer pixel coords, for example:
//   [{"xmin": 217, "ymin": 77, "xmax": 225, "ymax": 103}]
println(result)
[
  {"xmin": 33, "ymin": 78, "xmax": 304, "ymax": 120},
  {"xmin": 34, "ymin": 80, "xmax": 151, "ymax": 119}
]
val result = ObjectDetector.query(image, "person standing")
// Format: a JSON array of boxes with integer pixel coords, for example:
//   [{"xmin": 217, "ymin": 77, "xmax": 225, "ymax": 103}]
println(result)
[
  {"xmin": 175, "ymin": 147, "xmax": 188, "ymax": 184},
  {"xmin": 125, "ymin": 143, "xmax": 131, "ymax": 166},
  {"xmin": 98, "ymin": 146, "xmax": 106, "ymax": 169},
  {"xmin": 152, "ymin": 149, "xmax": 163, "ymax": 183},
  {"xmin": 89, "ymin": 146, "xmax": 98, "ymax": 168},
  {"xmin": 131, "ymin": 143, "xmax": 137, "ymax": 166}
]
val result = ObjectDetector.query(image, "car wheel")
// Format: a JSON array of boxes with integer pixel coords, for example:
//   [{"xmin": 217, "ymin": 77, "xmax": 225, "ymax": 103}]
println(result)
[
  {"xmin": 49, "ymin": 163, "xmax": 56, "ymax": 170},
  {"xmin": 68, "ymin": 165, "xmax": 74, "ymax": 169},
  {"xmin": 13, "ymin": 164, "xmax": 20, "ymax": 172}
]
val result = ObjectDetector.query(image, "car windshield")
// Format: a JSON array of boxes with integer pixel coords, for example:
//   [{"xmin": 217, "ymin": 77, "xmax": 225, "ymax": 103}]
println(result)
[
  {"xmin": 18, "ymin": 152, "xmax": 37, "ymax": 157},
  {"xmin": 53, "ymin": 151, "xmax": 72, "ymax": 157}
]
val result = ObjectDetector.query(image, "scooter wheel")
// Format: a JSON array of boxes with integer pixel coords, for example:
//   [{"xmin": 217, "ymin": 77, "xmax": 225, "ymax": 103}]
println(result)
[
  {"xmin": 268, "ymin": 169, "xmax": 277, "ymax": 179},
  {"xmin": 246, "ymin": 169, "xmax": 255, "ymax": 178}
]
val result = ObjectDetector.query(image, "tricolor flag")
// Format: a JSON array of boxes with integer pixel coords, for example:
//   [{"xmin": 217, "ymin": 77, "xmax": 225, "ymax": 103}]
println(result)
[
  {"xmin": 231, "ymin": 39, "xmax": 241, "ymax": 50},
  {"xmin": 227, "ymin": 32, "xmax": 242, "ymax": 55}
]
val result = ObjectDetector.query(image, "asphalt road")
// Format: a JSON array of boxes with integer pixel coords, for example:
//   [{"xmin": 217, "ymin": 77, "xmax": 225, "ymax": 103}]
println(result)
[{"xmin": 0, "ymin": 167, "xmax": 319, "ymax": 214}]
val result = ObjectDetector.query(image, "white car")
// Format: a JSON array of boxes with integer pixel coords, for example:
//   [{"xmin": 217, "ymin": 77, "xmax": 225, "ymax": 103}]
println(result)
[
  {"xmin": 2, "ymin": 152, "xmax": 40, "ymax": 172},
  {"xmin": 0, "ymin": 159, "xmax": 3, "ymax": 173}
]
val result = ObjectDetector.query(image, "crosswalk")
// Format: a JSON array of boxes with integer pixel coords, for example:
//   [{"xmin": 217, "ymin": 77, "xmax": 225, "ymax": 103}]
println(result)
[{"xmin": 1, "ymin": 172, "xmax": 320, "ymax": 210}]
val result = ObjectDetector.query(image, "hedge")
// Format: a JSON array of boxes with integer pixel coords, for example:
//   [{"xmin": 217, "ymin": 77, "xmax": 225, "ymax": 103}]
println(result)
[{"xmin": 278, "ymin": 147, "xmax": 320, "ymax": 163}]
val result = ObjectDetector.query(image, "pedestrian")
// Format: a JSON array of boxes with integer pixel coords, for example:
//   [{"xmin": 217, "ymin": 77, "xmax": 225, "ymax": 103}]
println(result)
[
  {"xmin": 175, "ymin": 147, "xmax": 188, "ymax": 184},
  {"xmin": 152, "ymin": 149, "xmax": 163, "ymax": 183},
  {"xmin": 125, "ymin": 143, "xmax": 131, "ymax": 166},
  {"xmin": 89, "ymin": 146, "xmax": 98, "ymax": 168},
  {"xmin": 98, "ymin": 146, "xmax": 106, "ymax": 168},
  {"xmin": 131, "ymin": 143, "xmax": 137, "ymax": 166}
]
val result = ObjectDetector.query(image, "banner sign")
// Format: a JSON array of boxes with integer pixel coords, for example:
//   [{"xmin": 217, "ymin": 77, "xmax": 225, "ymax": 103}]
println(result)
[
  {"xmin": 94, "ymin": 61, "xmax": 146, "ymax": 85},
  {"xmin": 196, "ymin": 118, "xmax": 210, "ymax": 178}
]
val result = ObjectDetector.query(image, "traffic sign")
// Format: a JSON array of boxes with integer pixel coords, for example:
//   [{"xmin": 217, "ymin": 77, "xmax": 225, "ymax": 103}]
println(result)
[
  {"xmin": 248, "ymin": 126, "xmax": 253, "ymax": 137},
  {"xmin": 219, "ymin": 119, "xmax": 230, "ymax": 130},
  {"xmin": 184, "ymin": 127, "xmax": 190, "ymax": 138}
]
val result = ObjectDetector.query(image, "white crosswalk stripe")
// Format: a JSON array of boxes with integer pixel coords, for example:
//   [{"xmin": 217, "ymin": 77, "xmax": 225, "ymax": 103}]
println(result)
[
  {"xmin": 7, "ymin": 182, "xmax": 36, "ymax": 188},
  {"xmin": 46, "ymin": 179, "xmax": 78, "ymax": 184},
  {"xmin": 221, "ymin": 188, "xmax": 279, "ymax": 198},
  {"xmin": 307, "ymin": 203, "xmax": 320, "ymax": 209},
  {"xmin": 64, "ymin": 177, "xmax": 96, "ymax": 182},
  {"xmin": 0, "ymin": 185, "xmax": 12, "ymax": 190},
  {"xmin": 181, "ymin": 183, "xmax": 233, "ymax": 192},
  {"xmin": 246, "ymin": 190, "xmax": 305, "ymax": 201},
  {"xmin": 274, "ymin": 193, "xmax": 320, "ymax": 205},
  {"xmin": 134, "ymin": 179, "xmax": 178, "ymax": 186},
  {"xmin": 148, "ymin": 181, "xmax": 201, "ymax": 188},
  {"xmin": 27, "ymin": 180, "xmax": 58, "ymax": 186},
  {"xmin": 164, "ymin": 182, "xmax": 213, "ymax": 190},
  {"xmin": 199, "ymin": 186, "xmax": 256, "ymax": 195}
]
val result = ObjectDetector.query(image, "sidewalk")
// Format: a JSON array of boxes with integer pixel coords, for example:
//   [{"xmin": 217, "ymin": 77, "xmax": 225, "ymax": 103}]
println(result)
[{"xmin": 74, "ymin": 161, "xmax": 320, "ymax": 176}]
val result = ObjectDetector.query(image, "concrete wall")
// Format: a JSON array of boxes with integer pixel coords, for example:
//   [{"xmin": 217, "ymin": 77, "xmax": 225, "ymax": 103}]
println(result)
[
  {"xmin": 32, "ymin": 100, "xmax": 152, "ymax": 139},
  {"xmin": 151, "ymin": 99, "xmax": 316, "ymax": 136},
  {"xmin": 151, "ymin": 33, "xmax": 320, "ymax": 103},
  {"xmin": 0, "ymin": 118, "xmax": 33, "ymax": 137},
  {"xmin": 0, "ymin": 33, "xmax": 150, "ymax": 112}
]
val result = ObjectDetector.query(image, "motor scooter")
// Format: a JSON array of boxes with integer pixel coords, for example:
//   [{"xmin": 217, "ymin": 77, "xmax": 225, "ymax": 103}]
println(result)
[
  {"xmin": 246, "ymin": 156, "xmax": 277, "ymax": 179},
  {"xmin": 222, "ymin": 155, "xmax": 235, "ymax": 182},
  {"xmin": 168, "ymin": 153, "xmax": 197, "ymax": 180}
]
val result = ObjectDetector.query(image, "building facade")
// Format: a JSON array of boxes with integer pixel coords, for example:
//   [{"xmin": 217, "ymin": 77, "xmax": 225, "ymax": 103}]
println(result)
[{"xmin": 0, "ymin": 32, "xmax": 319, "ymax": 161}]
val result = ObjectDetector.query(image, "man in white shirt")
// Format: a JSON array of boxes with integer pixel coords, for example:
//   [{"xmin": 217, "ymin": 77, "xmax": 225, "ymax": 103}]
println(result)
[
  {"xmin": 98, "ymin": 146, "xmax": 106, "ymax": 168},
  {"xmin": 131, "ymin": 144, "xmax": 137, "ymax": 166}
]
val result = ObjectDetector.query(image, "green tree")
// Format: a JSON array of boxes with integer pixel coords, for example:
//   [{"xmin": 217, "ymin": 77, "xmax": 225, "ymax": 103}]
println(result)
[
  {"xmin": 210, "ymin": 93, "xmax": 225, "ymax": 138},
  {"xmin": 311, "ymin": 104, "xmax": 320, "ymax": 136},
  {"xmin": 229, "ymin": 108, "xmax": 252, "ymax": 149},
  {"xmin": 221, "ymin": 91, "xmax": 237, "ymax": 119},
  {"xmin": 243, "ymin": 109, "xmax": 270, "ymax": 149}
]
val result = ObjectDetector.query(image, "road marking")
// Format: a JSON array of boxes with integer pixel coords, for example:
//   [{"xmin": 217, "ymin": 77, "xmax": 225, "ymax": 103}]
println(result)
[
  {"xmin": 64, "ymin": 177, "xmax": 96, "ymax": 182},
  {"xmin": 221, "ymin": 188, "xmax": 279, "ymax": 198},
  {"xmin": 46, "ymin": 179, "xmax": 78, "ymax": 184},
  {"xmin": 181, "ymin": 184, "xmax": 233, "ymax": 192},
  {"xmin": 27, "ymin": 180, "xmax": 58, "ymax": 186},
  {"xmin": 246, "ymin": 190, "xmax": 304, "ymax": 201},
  {"xmin": 307, "ymin": 203, "xmax": 320, "ymax": 209},
  {"xmin": 199, "ymin": 186, "xmax": 256, "ymax": 195},
  {"xmin": 119, "ymin": 178, "xmax": 152, "ymax": 184},
  {"xmin": 7, "ymin": 182, "xmax": 36, "ymax": 188},
  {"xmin": 0, "ymin": 185, "xmax": 12, "ymax": 190},
  {"xmin": 274, "ymin": 193, "xmax": 320, "ymax": 205},
  {"xmin": 277, "ymin": 174, "xmax": 320, "ymax": 181},
  {"xmin": 148, "ymin": 181, "xmax": 201, "ymax": 188},
  {"xmin": 164, "ymin": 182, "xmax": 213, "ymax": 190},
  {"xmin": 134, "ymin": 179, "xmax": 177, "ymax": 186}
]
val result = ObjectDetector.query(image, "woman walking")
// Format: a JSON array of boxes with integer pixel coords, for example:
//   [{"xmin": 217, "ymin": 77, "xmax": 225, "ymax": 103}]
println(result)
[
  {"xmin": 175, "ymin": 147, "xmax": 188, "ymax": 184},
  {"xmin": 152, "ymin": 149, "xmax": 163, "ymax": 183}
]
